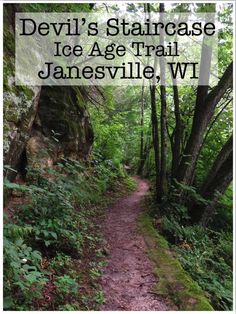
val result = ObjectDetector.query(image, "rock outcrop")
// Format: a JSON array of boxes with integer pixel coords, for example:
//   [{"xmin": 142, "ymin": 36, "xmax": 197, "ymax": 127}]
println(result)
[
  {"xmin": 37, "ymin": 86, "xmax": 94, "ymax": 161},
  {"xmin": 4, "ymin": 5, "xmax": 94, "ymax": 181}
]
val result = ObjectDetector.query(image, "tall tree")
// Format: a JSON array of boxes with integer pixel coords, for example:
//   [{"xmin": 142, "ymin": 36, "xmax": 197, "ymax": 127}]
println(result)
[
  {"xmin": 174, "ymin": 18, "xmax": 214, "ymax": 187},
  {"xmin": 159, "ymin": 3, "xmax": 168, "ymax": 199},
  {"xmin": 190, "ymin": 135, "xmax": 233, "ymax": 225},
  {"xmin": 138, "ymin": 123, "xmax": 152, "ymax": 175},
  {"xmin": 174, "ymin": 62, "xmax": 233, "ymax": 188},
  {"xmin": 138, "ymin": 84, "xmax": 145, "ymax": 175},
  {"xmin": 171, "ymin": 85, "xmax": 182, "ymax": 178},
  {"xmin": 168, "ymin": 14, "xmax": 182, "ymax": 179},
  {"xmin": 147, "ymin": 3, "xmax": 161, "ymax": 201}
]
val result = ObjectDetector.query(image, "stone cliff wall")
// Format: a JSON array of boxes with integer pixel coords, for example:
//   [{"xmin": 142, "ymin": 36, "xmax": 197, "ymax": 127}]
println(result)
[{"xmin": 4, "ymin": 5, "xmax": 94, "ymax": 180}]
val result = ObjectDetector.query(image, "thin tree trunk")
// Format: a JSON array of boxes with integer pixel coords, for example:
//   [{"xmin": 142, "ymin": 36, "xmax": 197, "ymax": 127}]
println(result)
[
  {"xmin": 147, "ymin": 3, "xmax": 161, "ymax": 201},
  {"xmin": 200, "ymin": 152, "xmax": 232, "ymax": 227},
  {"xmin": 167, "ymin": 15, "xmax": 182, "ymax": 179},
  {"xmin": 159, "ymin": 3, "xmax": 168, "ymax": 199},
  {"xmin": 150, "ymin": 84, "xmax": 161, "ymax": 200},
  {"xmin": 171, "ymin": 84, "xmax": 182, "ymax": 179},
  {"xmin": 201, "ymin": 97, "xmax": 232, "ymax": 150},
  {"xmin": 138, "ymin": 123, "xmax": 152, "ymax": 175},
  {"xmin": 200, "ymin": 135, "xmax": 233, "ymax": 195},
  {"xmin": 138, "ymin": 84, "xmax": 145, "ymax": 175}
]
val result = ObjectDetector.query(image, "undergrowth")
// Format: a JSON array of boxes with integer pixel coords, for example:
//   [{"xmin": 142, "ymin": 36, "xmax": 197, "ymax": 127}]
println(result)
[
  {"xmin": 3, "ymin": 158, "xmax": 133, "ymax": 310},
  {"xmin": 149, "ymin": 182, "xmax": 233, "ymax": 311},
  {"xmin": 139, "ymin": 208, "xmax": 213, "ymax": 311}
]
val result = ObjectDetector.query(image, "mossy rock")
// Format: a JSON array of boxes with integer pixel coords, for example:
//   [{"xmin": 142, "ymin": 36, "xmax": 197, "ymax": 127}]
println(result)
[
  {"xmin": 38, "ymin": 86, "xmax": 93, "ymax": 159},
  {"xmin": 139, "ymin": 211, "xmax": 214, "ymax": 311}
]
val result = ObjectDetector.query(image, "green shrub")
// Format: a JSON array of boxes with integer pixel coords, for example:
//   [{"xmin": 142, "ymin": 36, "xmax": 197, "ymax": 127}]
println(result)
[
  {"xmin": 4, "ymin": 224, "xmax": 47, "ymax": 310},
  {"xmin": 161, "ymin": 217, "xmax": 233, "ymax": 310},
  {"xmin": 4, "ymin": 158, "xmax": 123, "ymax": 310},
  {"xmin": 157, "ymin": 182, "xmax": 233, "ymax": 311},
  {"xmin": 54, "ymin": 275, "xmax": 79, "ymax": 304}
]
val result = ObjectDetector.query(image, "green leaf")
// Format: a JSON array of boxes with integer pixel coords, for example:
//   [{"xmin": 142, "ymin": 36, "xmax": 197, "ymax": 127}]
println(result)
[{"xmin": 3, "ymin": 296, "xmax": 14, "ymax": 309}]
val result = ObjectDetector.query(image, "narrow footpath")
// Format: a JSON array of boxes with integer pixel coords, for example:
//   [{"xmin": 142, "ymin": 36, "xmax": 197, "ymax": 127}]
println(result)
[{"xmin": 101, "ymin": 177, "xmax": 169, "ymax": 310}]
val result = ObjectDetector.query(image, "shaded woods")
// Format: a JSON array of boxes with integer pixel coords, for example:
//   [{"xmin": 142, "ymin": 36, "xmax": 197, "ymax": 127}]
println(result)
[{"xmin": 3, "ymin": 2, "xmax": 233, "ymax": 312}]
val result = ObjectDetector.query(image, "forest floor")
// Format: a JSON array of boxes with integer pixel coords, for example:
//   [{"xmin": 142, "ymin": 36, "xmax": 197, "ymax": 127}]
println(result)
[
  {"xmin": 100, "ymin": 177, "xmax": 169, "ymax": 310},
  {"xmin": 4, "ymin": 175, "xmax": 213, "ymax": 310}
]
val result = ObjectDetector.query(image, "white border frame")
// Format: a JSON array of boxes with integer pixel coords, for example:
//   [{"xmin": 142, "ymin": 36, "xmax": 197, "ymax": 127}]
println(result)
[{"xmin": 0, "ymin": 1, "xmax": 235, "ymax": 314}]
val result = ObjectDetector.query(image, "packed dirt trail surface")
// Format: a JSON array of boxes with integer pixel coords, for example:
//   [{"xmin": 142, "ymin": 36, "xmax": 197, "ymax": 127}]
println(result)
[{"xmin": 101, "ymin": 177, "xmax": 169, "ymax": 310}]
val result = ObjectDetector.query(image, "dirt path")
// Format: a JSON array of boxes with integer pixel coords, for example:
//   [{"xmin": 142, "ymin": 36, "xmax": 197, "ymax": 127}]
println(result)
[{"xmin": 101, "ymin": 177, "xmax": 169, "ymax": 310}]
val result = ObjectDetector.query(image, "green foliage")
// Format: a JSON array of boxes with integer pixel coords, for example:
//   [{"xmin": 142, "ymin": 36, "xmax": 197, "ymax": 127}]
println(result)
[
  {"xmin": 160, "ymin": 198, "xmax": 233, "ymax": 310},
  {"xmin": 140, "ymin": 211, "xmax": 213, "ymax": 311},
  {"xmin": 154, "ymin": 174, "xmax": 233, "ymax": 311},
  {"xmin": 91, "ymin": 153, "xmax": 125, "ymax": 193},
  {"xmin": 50, "ymin": 253, "xmax": 73, "ymax": 275},
  {"xmin": 3, "ymin": 2, "xmax": 233, "ymax": 312},
  {"xmin": 4, "ymin": 225, "xmax": 47, "ymax": 310},
  {"xmin": 58, "ymin": 303, "xmax": 78, "ymax": 311},
  {"xmin": 94, "ymin": 290, "xmax": 105, "ymax": 305},
  {"xmin": 172, "ymin": 180, "xmax": 209, "ymax": 206},
  {"xmin": 54, "ymin": 275, "xmax": 79, "ymax": 303},
  {"xmin": 89, "ymin": 86, "xmax": 151, "ymax": 171},
  {"xmin": 173, "ymin": 227, "xmax": 233, "ymax": 310},
  {"xmin": 211, "ymin": 186, "xmax": 233, "ymax": 231},
  {"xmin": 4, "ymin": 157, "xmax": 125, "ymax": 310},
  {"xmin": 12, "ymin": 175, "xmax": 84, "ymax": 254},
  {"xmin": 123, "ymin": 176, "xmax": 137, "ymax": 191}
]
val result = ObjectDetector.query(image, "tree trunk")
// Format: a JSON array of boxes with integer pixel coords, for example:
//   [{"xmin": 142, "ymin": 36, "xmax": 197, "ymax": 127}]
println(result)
[
  {"xmin": 201, "ymin": 135, "xmax": 232, "ymax": 194},
  {"xmin": 138, "ymin": 124, "xmax": 152, "ymax": 175},
  {"xmin": 159, "ymin": 3, "xmax": 168, "ymax": 199},
  {"xmin": 174, "ymin": 62, "xmax": 233, "ymax": 188},
  {"xmin": 201, "ymin": 97, "xmax": 232, "ymax": 150},
  {"xmin": 174, "ymin": 32, "xmax": 213, "ymax": 186},
  {"xmin": 147, "ymin": 3, "xmax": 161, "ymax": 201},
  {"xmin": 150, "ymin": 84, "xmax": 161, "ymax": 201},
  {"xmin": 138, "ymin": 84, "xmax": 145, "ymax": 175},
  {"xmin": 171, "ymin": 84, "xmax": 182, "ymax": 179},
  {"xmin": 190, "ymin": 135, "xmax": 233, "ymax": 224}
]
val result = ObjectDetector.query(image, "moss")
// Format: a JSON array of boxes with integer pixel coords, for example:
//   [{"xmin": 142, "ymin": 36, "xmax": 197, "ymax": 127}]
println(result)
[
  {"xmin": 18, "ymin": 86, "xmax": 35, "ymax": 100},
  {"xmin": 139, "ymin": 210, "xmax": 214, "ymax": 311},
  {"xmin": 3, "ymin": 18, "xmax": 15, "ymax": 57}
]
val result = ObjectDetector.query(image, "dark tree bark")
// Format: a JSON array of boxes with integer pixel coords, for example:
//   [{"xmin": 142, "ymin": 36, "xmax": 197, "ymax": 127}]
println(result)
[
  {"xmin": 201, "ymin": 97, "xmax": 232, "ymax": 150},
  {"xmin": 166, "ymin": 14, "xmax": 182, "ymax": 179},
  {"xmin": 138, "ymin": 124, "xmax": 152, "ymax": 175},
  {"xmin": 138, "ymin": 84, "xmax": 145, "ymax": 175},
  {"xmin": 174, "ymin": 28, "xmax": 213, "ymax": 187},
  {"xmin": 171, "ymin": 85, "xmax": 182, "ymax": 178},
  {"xmin": 150, "ymin": 84, "xmax": 161, "ymax": 200},
  {"xmin": 190, "ymin": 135, "xmax": 233, "ymax": 225},
  {"xmin": 159, "ymin": 3, "xmax": 168, "ymax": 199},
  {"xmin": 174, "ymin": 62, "xmax": 233, "ymax": 188},
  {"xmin": 200, "ymin": 135, "xmax": 233, "ymax": 195},
  {"xmin": 147, "ymin": 3, "xmax": 161, "ymax": 201}
]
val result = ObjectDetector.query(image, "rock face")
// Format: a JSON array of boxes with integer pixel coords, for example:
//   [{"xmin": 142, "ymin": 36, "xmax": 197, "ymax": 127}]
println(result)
[
  {"xmin": 3, "ymin": 4, "xmax": 41, "ymax": 180},
  {"xmin": 38, "ymin": 86, "xmax": 94, "ymax": 161},
  {"xmin": 4, "ymin": 85, "xmax": 94, "ymax": 179},
  {"xmin": 25, "ymin": 86, "xmax": 94, "ymax": 171},
  {"xmin": 4, "ymin": 87, "xmax": 41, "ymax": 180},
  {"xmin": 4, "ymin": 5, "xmax": 94, "ymax": 181}
]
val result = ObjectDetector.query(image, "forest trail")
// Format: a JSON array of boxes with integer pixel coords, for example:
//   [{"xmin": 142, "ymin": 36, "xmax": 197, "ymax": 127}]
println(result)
[{"xmin": 101, "ymin": 177, "xmax": 169, "ymax": 310}]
